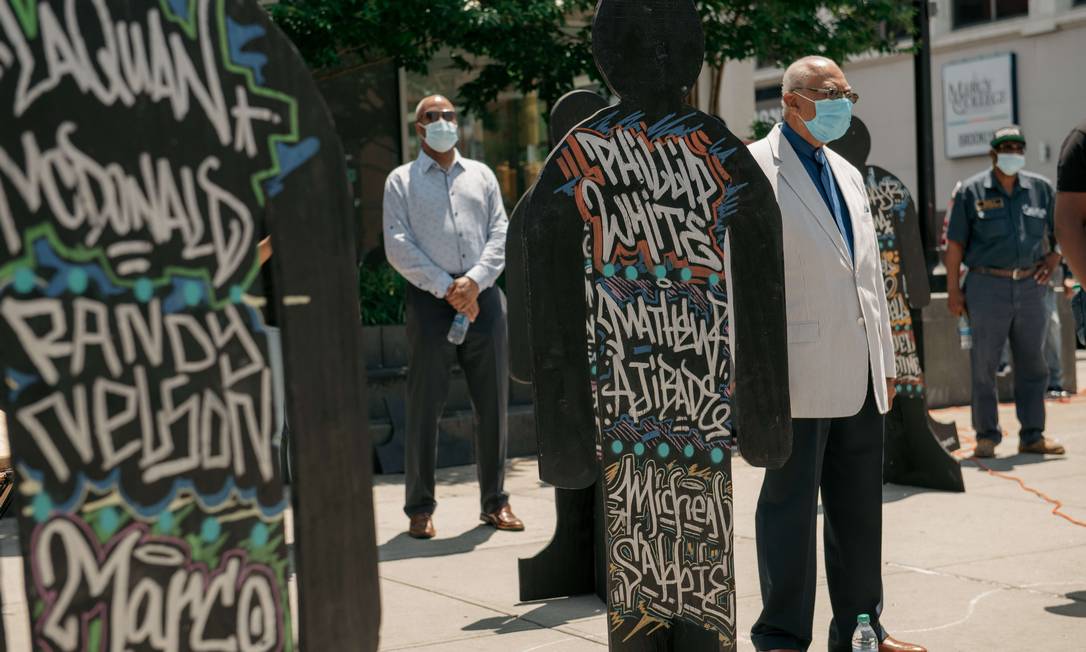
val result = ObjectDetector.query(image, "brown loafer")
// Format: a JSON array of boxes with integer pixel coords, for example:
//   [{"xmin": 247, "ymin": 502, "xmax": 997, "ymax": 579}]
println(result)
[
  {"xmin": 973, "ymin": 439, "xmax": 997, "ymax": 458},
  {"xmin": 408, "ymin": 513, "xmax": 435, "ymax": 539},
  {"xmin": 1019, "ymin": 437, "xmax": 1066, "ymax": 455},
  {"xmin": 480, "ymin": 504, "xmax": 525, "ymax": 531},
  {"xmin": 879, "ymin": 635, "xmax": 926, "ymax": 652}
]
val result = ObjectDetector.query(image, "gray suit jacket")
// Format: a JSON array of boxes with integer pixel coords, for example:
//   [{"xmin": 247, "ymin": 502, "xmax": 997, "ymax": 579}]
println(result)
[{"xmin": 746, "ymin": 124, "xmax": 894, "ymax": 418}]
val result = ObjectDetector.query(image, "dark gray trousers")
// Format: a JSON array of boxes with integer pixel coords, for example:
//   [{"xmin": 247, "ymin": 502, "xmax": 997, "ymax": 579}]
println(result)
[
  {"xmin": 965, "ymin": 273, "xmax": 1047, "ymax": 445},
  {"xmin": 752, "ymin": 380, "xmax": 886, "ymax": 652},
  {"xmin": 403, "ymin": 283, "xmax": 510, "ymax": 517}
]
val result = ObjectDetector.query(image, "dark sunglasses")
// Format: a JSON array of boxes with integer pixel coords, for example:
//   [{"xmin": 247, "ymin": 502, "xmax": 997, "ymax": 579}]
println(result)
[
  {"xmin": 994, "ymin": 142, "xmax": 1025, "ymax": 153},
  {"xmin": 420, "ymin": 109, "xmax": 457, "ymax": 123}
]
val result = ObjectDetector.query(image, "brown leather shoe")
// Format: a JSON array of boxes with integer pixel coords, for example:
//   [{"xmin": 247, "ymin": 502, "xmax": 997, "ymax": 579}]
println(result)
[
  {"xmin": 1019, "ymin": 436, "xmax": 1066, "ymax": 455},
  {"xmin": 408, "ymin": 513, "xmax": 435, "ymax": 539},
  {"xmin": 480, "ymin": 504, "xmax": 525, "ymax": 531},
  {"xmin": 973, "ymin": 439, "xmax": 997, "ymax": 458},
  {"xmin": 879, "ymin": 635, "xmax": 926, "ymax": 652}
]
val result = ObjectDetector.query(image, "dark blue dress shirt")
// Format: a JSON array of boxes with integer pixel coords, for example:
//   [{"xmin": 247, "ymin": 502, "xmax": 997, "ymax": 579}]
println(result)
[{"xmin": 781, "ymin": 122, "xmax": 854, "ymax": 259}]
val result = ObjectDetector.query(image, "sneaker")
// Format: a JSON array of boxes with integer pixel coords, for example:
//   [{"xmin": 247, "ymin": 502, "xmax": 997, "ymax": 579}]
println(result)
[
  {"xmin": 1018, "ymin": 437, "xmax": 1066, "ymax": 455},
  {"xmin": 996, "ymin": 362, "xmax": 1013, "ymax": 378},
  {"xmin": 973, "ymin": 439, "xmax": 997, "ymax": 458}
]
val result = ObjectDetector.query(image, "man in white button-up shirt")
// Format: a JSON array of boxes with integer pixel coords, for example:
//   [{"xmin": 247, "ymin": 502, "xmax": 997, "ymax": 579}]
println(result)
[{"xmin": 383, "ymin": 95, "xmax": 523, "ymax": 539}]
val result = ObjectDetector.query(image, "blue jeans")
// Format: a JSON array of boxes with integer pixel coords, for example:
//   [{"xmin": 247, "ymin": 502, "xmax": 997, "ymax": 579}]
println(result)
[
  {"xmin": 965, "ymin": 273, "xmax": 1047, "ymax": 445},
  {"xmin": 1043, "ymin": 288, "xmax": 1062, "ymax": 388},
  {"xmin": 1004, "ymin": 288, "xmax": 1063, "ymax": 386}
]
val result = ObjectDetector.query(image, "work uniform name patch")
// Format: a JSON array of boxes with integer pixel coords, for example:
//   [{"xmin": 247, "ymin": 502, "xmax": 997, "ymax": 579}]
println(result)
[{"xmin": 975, "ymin": 198, "xmax": 1005, "ymax": 212}]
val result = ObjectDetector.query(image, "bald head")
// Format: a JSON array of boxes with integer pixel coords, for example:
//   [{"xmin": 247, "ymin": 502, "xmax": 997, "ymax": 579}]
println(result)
[
  {"xmin": 780, "ymin": 55, "xmax": 853, "ymax": 146},
  {"xmin": 782, "ymin": 56, "xmax": 841, "ymax": 97},
  {"xmin": 415, "ymin": 95, "xmax": 454, "ymax": 123}
]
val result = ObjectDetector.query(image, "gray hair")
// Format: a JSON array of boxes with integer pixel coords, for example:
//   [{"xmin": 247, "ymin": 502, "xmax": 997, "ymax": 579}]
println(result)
[{"xmin": 781, "ymin": 56, "xmax": 838, "ymax": 114}]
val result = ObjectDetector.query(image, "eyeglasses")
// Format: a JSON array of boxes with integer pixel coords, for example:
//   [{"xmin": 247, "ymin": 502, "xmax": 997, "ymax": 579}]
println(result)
[
  {"xmin": 793, "ymin": 87, "xmax": 860, "ymax": 104},
  {"xmin": 419, "ymin": 109, "xmax": 457, "ymax": 124}
]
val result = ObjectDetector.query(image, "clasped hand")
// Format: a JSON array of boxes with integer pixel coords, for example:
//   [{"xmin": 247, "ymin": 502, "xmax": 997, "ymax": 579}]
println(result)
[{"xmin": 446, "ymin": 277, "xmax": 480, "ymax": 321}]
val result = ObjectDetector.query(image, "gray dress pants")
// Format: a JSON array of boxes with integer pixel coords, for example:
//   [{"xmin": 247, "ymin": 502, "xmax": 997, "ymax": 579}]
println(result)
[
  {"xmin": 965, "ymin": 272, "xmax": 1047, "ymax": 445},
  {"xmin": 403, "ymin": 283, "xmax": 510, "ymax": 516}
]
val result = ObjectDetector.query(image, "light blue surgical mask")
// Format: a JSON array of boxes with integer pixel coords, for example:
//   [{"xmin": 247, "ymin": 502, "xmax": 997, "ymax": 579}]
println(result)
[
  {"xmin": 424, "ymin": 119, "xmax": 459, "ymax": 153},
  {"xmin": 795, "ymin": 94, "xmax": 853, "ymax": 143},
  {"xmin": 996, "ymin": 153, "xmax": 1026, "ymax": 176}
]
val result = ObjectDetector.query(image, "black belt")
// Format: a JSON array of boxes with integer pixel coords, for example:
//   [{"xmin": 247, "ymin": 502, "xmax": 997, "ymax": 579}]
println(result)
[{"xmin": 971, "ymin": 265, "xmax": 1039, "ymax": 280}]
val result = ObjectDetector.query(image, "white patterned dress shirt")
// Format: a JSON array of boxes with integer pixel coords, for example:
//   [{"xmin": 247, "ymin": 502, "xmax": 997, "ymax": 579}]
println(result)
[{"xmin": 383, "ymin": 150, "xmax": 508, "ymax": 298}]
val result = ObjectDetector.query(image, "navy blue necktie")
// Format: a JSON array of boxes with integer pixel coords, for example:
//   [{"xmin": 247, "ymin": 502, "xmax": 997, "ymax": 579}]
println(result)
[{"xmin": 814, "ymin": 148, "xmax": 852, "ymax": 260}]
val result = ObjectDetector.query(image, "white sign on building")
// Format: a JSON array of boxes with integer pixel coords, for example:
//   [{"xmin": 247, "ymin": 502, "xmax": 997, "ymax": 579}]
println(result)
[{"xmin": 942, "ymin": 53, "xmax": 1018, "ymax": 158}]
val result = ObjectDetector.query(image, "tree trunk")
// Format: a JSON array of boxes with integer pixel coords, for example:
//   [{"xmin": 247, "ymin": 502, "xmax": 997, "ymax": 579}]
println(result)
[{"xmin": 710, "ymin": 62, "xmax": 727, "ymax": 119}]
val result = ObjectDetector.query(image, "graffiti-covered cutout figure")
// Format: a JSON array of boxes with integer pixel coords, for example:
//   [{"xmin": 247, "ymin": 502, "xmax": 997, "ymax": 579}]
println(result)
[
  {"xmin": 513, "ymin": 90, "xmax": 611, "ymax": 602},
  {"xmin": 834, "ymin": 117, "xmax": 964, "ymax": 492},
  {"xmin": 0, "ymin": 1, "xmax": 379, "ymax": 650},
  {"xmin": 523, "ymin": 1, "xmax": 792, "ymax": 648}
]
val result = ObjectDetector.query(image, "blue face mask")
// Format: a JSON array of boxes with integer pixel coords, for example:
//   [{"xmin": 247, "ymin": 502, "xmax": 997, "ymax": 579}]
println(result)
[
  {"xmin": 996, "ymin": 153, "xmax": 1026, "ymax": 176},
  {"xmin": 424, "ymin": 119, "xmax": 459, "ymax": 153},
  {"xmin": 796, "ymin": 95, "xmax": 853, "ymax": 143}
]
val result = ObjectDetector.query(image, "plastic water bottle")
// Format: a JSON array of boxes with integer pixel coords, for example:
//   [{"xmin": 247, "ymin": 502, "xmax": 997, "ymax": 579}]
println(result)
[
  {"xmin": 447, "ymin": 313, "xmax": 470, "ymax": 345},
  {"xmin": 957, "ymin": 315, "xmax": 973, "ymax": 350},
  {"xmin": 851, "ymin": 613, "xmax": 879, "ymax": 651}
]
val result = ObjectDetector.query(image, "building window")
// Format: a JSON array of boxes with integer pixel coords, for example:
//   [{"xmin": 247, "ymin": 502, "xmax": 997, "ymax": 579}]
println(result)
[{"xmin": 953, "ymin": 0, "xmax": 1028, "ymax": 29}]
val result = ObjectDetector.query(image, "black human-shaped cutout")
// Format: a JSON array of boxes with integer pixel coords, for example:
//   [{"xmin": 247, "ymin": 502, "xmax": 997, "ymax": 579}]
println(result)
[
  {"xmin": 593, "ymin": 0, "xmax": 704, "ymax": 110},
  {"xmin": 0, "ymin": 1, "xmax": 379, "ymax": 649},
  {"xmin": 509, "ymin": 90, "xmax": 611, "ymax": 385},
  {"xmin": 513, "ymin": 90, "xmax": 612, "ymax": 604},
  {"xmin": 834, "ymin": 117, "xmax": 929, "ymax": 308},
  {"xmin": 832, "ymin": 116, "xmax": 963, "ymax": 491},
  {"xmin": 522, "ymin": 1, "xmax": 792, "ymax": 647}
]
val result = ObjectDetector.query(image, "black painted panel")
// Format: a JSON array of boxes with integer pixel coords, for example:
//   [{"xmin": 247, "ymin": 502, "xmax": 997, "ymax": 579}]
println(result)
[
  {"xmin": 521, "ymin": 2, "xmax": 791, "ymax": 647},
  {"xmin": 0, "ymin": 2, "xmax": 379, "ymax": 649}
]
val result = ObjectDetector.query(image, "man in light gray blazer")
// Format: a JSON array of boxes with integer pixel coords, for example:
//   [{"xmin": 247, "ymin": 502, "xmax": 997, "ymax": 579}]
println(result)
[{"xmin": 743, "ymin": 56, "xmax": 925, "ymax": 652}]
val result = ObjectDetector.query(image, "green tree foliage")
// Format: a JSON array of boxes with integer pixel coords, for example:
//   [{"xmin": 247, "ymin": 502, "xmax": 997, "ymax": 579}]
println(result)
[{"xmin": 271, "ymin": 0, "xmax": 915, "ymax": 116}]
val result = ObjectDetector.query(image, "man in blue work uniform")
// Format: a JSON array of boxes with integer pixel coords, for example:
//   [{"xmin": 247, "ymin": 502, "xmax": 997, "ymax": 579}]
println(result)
[{"xmin": 945, "ymin": 126, "xmax": 1067, "ymax": 459}]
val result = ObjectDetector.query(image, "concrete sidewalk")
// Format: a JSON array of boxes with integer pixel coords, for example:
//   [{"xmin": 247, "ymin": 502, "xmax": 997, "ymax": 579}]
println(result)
[
  {"xmin": 3, "ymin": 357, "xmax": 1085, "ymax": 650},
  {"xmin": 367, "ymin": 357, "xmax": 1086, "ymax": 651}
]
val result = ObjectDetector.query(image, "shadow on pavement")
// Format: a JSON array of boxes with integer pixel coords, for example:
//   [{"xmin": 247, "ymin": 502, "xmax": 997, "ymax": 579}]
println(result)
[
  {"xmin": 880, "ymin": 484, "xmax": 941, "ymax": 505},
  {"xmin": 378, "ymin": 525, "xmax": 496, "ymax": 562},
  {"xmin": 373, "ymin": 457, "xmax": 543, "ymax": 488},
  {"xmin": 460, "ymin": 614, "xmax": 541, "ymax": 636},
  {"xmin": 1044, "ymin": 591, "xmax": 1086, "ymax": 618},
  {"xmin": 462, "ymin": 595, "xmax": 606, "ymax": 635},
  {"xmin": 962, "ymin": 453, "xmax": 1068, "ymax": 473}
]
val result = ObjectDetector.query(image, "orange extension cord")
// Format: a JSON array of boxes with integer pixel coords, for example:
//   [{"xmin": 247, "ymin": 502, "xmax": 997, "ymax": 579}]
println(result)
[{"xmin": 952, "ymin": 397, "xmax": 1086, "ymax": 528}]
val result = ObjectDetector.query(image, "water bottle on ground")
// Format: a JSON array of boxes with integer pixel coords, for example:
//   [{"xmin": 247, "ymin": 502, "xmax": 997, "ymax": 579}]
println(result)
[
  {"xmin": 957, "ymin": 314, "xmax": 973, "ymax": 350},
  {"xmin": 851, "ymin": 613, "xmax": 879, "ymax": 651},
  {"xmin": 447, "ymin": 313, "xmax": 470, "ymax": 345}
]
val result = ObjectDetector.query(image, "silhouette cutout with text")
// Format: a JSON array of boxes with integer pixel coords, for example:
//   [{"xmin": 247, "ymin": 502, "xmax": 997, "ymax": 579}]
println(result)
[
  {"xmin": 0, "ymin": 1, "xmax": 380, "ymax": 649},
  {"xmin": 834, "ymin": 117, "xmax": 964, "ymax": 492},
  {"xmin": 521, "ymin": 1, "xmax": 792, "ymax": 648}
]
